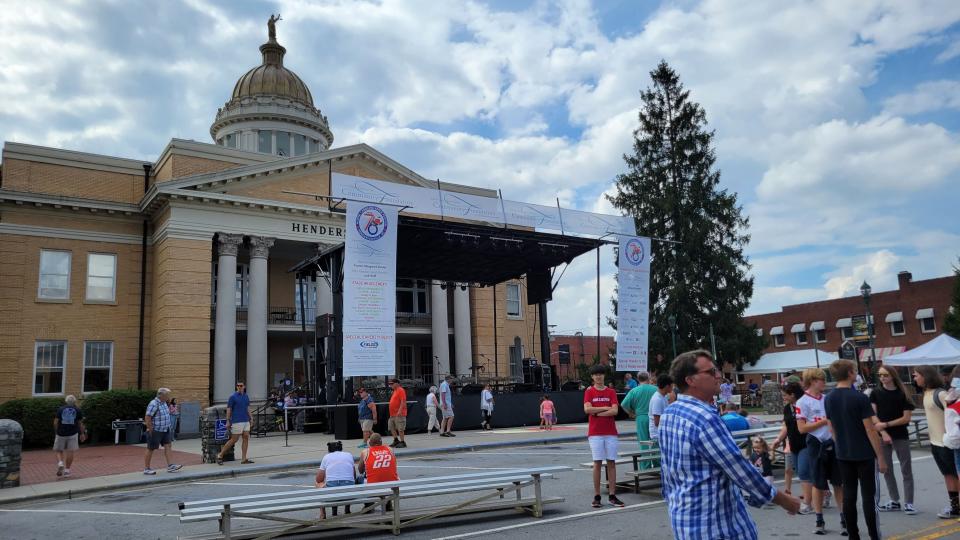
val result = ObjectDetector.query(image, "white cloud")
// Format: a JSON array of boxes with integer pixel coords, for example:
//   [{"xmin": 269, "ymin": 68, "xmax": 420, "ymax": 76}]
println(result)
[{"xmin": 883, "ymin": 80, "xmax": 960, "ymax": 116}]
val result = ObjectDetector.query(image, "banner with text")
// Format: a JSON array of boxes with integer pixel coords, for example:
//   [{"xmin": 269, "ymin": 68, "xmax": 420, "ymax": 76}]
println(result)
[
  {"xmin": 332, "ymin": 172, "xmax": 636, "ymax": 237},
  {"xmin": 616, "ymin": 236, "xmax": 651, "ymax": 373},
  {"xmin": 343, "ymin": 201, "xmax": 398, "ymax": 376}
]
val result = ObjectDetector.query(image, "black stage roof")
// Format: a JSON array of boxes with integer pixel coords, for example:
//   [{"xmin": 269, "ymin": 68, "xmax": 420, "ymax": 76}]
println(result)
[{"xmin": 291, "ymin": 215, "xmax": 605, "ymax": 286}]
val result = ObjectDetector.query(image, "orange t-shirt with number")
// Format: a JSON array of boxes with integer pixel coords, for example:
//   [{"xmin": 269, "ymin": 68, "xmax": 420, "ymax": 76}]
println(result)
[{"xmin": 364, "ymin": 445, "xmax": 399, "ymax": 483}]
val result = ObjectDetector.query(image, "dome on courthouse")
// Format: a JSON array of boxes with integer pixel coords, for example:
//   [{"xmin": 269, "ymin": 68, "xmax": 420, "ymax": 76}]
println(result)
[{"xmin": 210, "ymin": 15, "xmax": 333, "ymax": 156}]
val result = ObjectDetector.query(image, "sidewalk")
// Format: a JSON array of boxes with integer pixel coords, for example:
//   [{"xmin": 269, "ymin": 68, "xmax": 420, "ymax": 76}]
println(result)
[{"xmin": 1, "ymin": 420, "xmax": 636, "ymax": 505}]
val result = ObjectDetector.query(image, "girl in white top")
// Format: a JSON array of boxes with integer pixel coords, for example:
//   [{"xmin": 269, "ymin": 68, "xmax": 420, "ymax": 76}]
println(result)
[{"xmin": 425, "ymin": 386, "xmax": 440, "ymax": 434}]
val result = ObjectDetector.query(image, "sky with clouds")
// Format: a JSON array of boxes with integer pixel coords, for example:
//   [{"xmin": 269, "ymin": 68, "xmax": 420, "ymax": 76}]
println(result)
[{"xmin": 1, "ymin": 0, "xmax": 959, "ymax": 338}]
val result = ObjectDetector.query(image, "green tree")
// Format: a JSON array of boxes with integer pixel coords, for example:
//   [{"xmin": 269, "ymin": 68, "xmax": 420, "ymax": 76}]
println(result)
[
  {"xmin": 945, "ymin": 259, "xmax": 960, "ymax": 339},
  {"xmin": 608, "ymin": 60, "xmax": 766, "ymax": 374}
]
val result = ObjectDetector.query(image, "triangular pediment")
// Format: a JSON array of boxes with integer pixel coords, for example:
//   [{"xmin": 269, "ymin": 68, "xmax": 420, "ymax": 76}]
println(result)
[{"xmin": 162, "ymin": 144, "xmax": 435, "ymax": 209}]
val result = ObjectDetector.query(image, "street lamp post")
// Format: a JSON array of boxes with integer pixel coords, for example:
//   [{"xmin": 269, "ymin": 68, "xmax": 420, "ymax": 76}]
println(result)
[
  {"xmin": 860, "ymin": 281, "xmax": 878, "ymax": 386},
  {"xmin": 668, "ymin": 315, "xmax": 678, "ymax": 360}
]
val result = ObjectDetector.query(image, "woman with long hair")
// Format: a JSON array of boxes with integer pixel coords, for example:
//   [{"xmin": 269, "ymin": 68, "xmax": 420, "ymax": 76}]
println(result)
[
  {"xmin": 913, "ymin": 365, "xmax": 959, "ymax": 518},
  {"xmin": 871, "ymin": 366, "xmax": 916, "ymax": 514}
]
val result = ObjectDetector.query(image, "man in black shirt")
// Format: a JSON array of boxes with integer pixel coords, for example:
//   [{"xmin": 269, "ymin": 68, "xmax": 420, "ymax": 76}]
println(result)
[
  {"xmin": 825, "ymin": 360, "xmax": 887, "ymax": 540},
  {"xmin": 53, "ymin": 395, "xmax": 86, "ymax": 477}
]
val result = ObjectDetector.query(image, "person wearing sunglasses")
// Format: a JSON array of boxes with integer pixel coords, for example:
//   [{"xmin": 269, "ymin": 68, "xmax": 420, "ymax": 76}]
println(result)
[
  {"xmin": 659, "ymin": 350, "xmax": 800, "ymax": 540},
  {"xmin": 217, "ymin": 381, "xmax": 254, "ymax": 465}
]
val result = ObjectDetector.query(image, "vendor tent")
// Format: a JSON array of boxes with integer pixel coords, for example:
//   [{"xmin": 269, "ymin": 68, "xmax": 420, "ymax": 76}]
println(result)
[
  {"xmin": 883, "ymin": 334, "xmax": 960, "ymax": 366},
  {"xmin": 739, "ymin": 349, "xmax": 839, "ymax": 374}
]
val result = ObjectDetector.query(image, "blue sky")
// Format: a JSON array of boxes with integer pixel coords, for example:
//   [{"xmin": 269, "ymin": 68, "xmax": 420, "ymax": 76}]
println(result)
[{"xmin": 2, "ymin": 0, "xmax": 959, "ymax": 337}]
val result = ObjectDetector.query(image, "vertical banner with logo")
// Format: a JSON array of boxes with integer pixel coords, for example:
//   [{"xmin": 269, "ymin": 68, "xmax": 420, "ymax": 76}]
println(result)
[
  {"xmin": 343, "ymin": 201, "xmax": 398, "ymax": 376},
  {"xmin": 616, "ymin": 236, "xmax": 651, "ymax": 373}
]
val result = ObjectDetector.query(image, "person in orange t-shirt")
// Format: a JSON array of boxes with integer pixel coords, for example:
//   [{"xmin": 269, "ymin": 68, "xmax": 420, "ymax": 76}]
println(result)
[
  {"xmin": 388, "ymin": 378, "xmax": 408, "ymax": 448},
  {"xmin": 359, "ymin": 433, "xmax": 399, "ymax": 483}
]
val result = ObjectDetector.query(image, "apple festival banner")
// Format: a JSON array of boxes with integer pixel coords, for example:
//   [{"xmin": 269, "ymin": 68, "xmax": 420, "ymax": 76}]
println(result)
[
  {"xmin": 616, "ymin": 236, "xmax": 651, "ymax": 373},
  {"xmin": 343, "ymin": 201, "xmax": 398, "ymax": 376}
]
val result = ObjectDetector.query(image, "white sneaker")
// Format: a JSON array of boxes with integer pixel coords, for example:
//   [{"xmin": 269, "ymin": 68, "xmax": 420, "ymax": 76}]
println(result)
[
  {"xmin": 56, "ymin": 462, "xmax": 64, "ymax": 477},
  {"xmin": 167, "ymin": 464, "xmax": 183, "ymax": 472},
  {"xmin": 823, "ymin": 492, "xmax": 832, "ymax": 508},
  {"xmin": 143, "ymin": 468, "xmax": 157, "ymax": 476},
  {"xmin": 903, "ymin": 503, "xmax": 917, "ymax": 515},
  {"xmin": 63, "ymin": 469, "xmax": 71, "ymax": 477},
  {"xmin": 799, "ymin": 503, "xmax": 814, "ymax": 515}
]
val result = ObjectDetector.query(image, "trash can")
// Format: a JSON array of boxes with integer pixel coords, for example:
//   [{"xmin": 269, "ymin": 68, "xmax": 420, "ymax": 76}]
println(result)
[{"xmin": 125, "ymin": 422, "xmax": 144, "ymax": 444}]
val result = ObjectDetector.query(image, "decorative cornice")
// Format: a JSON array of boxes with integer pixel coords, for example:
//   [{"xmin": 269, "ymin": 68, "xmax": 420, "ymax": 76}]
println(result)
[
  {"xmin": 248, "ymin": 236, "xmax": 275, "ymax": 258},
  {"xmin": 0, "ymin": 222, "xmax": 148, "ymax": 245},
  {"xmin": 0, "ymin": 189, "xmax": 142, "ymax": 215},
  {"xmin": 217, "ymin": 233, "xmax": 244, "ymax": 257}
]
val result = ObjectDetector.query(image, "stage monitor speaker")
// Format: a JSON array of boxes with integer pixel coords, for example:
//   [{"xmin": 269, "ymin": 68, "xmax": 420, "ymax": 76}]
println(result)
[
  {"xmin": 526, "ymin": 267, "xmax": 553, "ymax": 304},
  {"xmin": 561, "ymin": 380, "xmax": 580, "ymax": 391}
]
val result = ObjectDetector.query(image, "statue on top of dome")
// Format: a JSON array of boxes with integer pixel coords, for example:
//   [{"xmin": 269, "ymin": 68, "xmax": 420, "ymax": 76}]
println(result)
[{"xmin": 268, "ymin": 14, "xmax": 282, "ymax": 41}]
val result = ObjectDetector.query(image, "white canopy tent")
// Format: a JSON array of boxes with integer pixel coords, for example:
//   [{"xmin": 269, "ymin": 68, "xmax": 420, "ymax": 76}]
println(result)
[
  {"xmin": 739, "ymin": 349, "xmax": 839, "ymax": 374},
  {"xmin": 883, "ymin": 334, "xmax": 960, "ymax": 366}
]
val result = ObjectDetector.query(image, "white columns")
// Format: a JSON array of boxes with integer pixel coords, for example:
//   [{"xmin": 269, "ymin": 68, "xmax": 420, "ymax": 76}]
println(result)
[
  {"xmin": 453, "ymin": 285, "xmax": 473, "ymax": 378},
  {"xmin": 246, "ymin": 236, "xmax": 274, "ymax": 402},
  {"xmin": 214, "ymin": 234, "xmax": 244, "ymax": 404},
  {"xmin": 431, "ymin": 282, "xmax": 450, "ymax": 383}
]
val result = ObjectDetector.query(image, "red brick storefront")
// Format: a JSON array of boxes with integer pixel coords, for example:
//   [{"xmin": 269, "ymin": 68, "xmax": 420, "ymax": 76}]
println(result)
[
  {"xmin": 549, "ymin": 334, "xmax": 616, "ymax": 381},
  {"xmin": 744, "ymin": 271, "xmax": 953, "ymax": 363}
]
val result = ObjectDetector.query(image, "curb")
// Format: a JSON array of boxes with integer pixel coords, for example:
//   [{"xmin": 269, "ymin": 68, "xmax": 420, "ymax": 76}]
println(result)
[{"xmin": 1, "ymin": 430, "xmax": 637, "ymax": 507}]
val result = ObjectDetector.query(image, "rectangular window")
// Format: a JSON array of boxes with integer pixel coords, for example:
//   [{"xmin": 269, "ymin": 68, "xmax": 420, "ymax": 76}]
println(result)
[
  {"xmin": 86, "ymin": 253, "xmax": 117, "ymax": 301},
  {"xmin": 396, "ymin": 279, "xmax": 428, "ymax": 314},
  {"xmin": 419, "ymin": 346, "xmax": 433, "ymax": 380},
  {"xmin": 38, "ymin": 250, "xmax": 71, "ymax": 299},
  {"xmin": 795, "ymin": 331, "xmax": 808, "ymax": 345},
  {"xmin": 83, "ymin": 341, "xmax": 112, "ymax": 392},
  {"xmin": 558, "ymin": 344, "xmax": 571, "ymax": 364},
  {"xmin": 815, "ymin": 329, "xmax": 827, "ymax": 343},
  {"xmin": 294, "ymin": 134, "xmax": 306, "ymax": 156},
  {"xmin": 841, "ymin": 327, "xmax": 854, "ymax": 340},
  {"xmin": 506, "ymin": 283, "xmax": 521, "ymax": 318},
  {"xmin": 921, "ymin": 317, "xmax": 936, "ymax": 333},
  {"xmin": 398, "ymin": 346, "xmax": 413, "ymax": 379},
  {"xmin": 225, "ymin": 133, "xmax": 236, "ymax": 148},
  {"xmin": 276, "ymin": 131, "xmax": 291, "ymax": 156},
  {"xmin": 34, "ymin": 341, "xmax": 66, "ymax": 395},
  {"xmin": 258, "ymin": 130, "xmax": 272, "ymax": 153},
  {"xmin": 890, "ymin": 320, "xmax": 905, "ymax": 336},
  {"xmin": 509, "ymin": 344, "xmax": 523, "ymax": 380},
  {"xmin": 773, "ymin": 334, "xmax": 785, "ymax": 347}
]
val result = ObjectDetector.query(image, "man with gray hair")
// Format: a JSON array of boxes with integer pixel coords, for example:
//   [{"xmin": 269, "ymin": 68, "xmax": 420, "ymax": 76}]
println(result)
[
  {"xmin": 53, "ymin": 395, "xmax": 85, "ymax": 477},
  {"xmin": 143, "ymin": 387, "xmax": 183, "ymax": 475}
]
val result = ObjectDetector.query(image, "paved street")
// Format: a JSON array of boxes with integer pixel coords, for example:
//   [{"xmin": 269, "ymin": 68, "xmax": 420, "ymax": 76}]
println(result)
[{"xmin": 2, "ymin": 436, "xmax": 958, "ymax": 539}]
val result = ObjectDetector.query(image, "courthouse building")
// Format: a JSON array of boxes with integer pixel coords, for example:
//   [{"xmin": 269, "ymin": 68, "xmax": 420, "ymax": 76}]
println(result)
[{"xmin": 0, "ymin": 25, "xmax": 544, "ymax": 405}]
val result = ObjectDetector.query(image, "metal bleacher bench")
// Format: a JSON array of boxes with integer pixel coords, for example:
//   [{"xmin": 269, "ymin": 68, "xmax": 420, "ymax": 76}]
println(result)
[
  {"xmin": 178, "ymin": 466, "xmax": 569, "ymax": 539},
  {"xmin": 580, "ymin": 426, "xmax": 784, "ymax": 494}
]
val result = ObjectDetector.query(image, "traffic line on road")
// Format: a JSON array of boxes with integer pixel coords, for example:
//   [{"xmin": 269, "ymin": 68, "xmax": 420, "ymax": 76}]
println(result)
[
  {"xmin": 0, "ymin": 508, "xmax": 175, "ymax": 518},
  {"xmin": 431, "ymin": 499, "xmax": 666, "ymax": 539},
  {"xmin": 887, "ymin": 519, "xmax": 960, "ymax": 540}
]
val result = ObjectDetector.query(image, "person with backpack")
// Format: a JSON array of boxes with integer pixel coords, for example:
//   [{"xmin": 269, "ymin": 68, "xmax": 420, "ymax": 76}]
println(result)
[{"xmin": 912, "ymin": 365, "xmax": 959, "ymax": 518}]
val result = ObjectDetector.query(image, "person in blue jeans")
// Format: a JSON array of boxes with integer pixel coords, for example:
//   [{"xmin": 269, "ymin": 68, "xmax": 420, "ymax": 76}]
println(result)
[{"xmin": 316, "ymin": 440, "xmax": 357, "ymax": 518}]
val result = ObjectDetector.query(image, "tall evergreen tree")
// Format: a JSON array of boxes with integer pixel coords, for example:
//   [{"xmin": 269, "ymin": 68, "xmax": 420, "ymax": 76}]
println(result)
[
  {"xmin": 608, "ymin": 60, "xmax": 764, "ymax": 374},
  {"xmin": 944, "ymin": 259, "xmax": 960, "ymax": 339}
]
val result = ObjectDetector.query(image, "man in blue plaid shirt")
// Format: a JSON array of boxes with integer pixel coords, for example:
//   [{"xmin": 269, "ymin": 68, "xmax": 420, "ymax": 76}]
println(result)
[
  {"xmin": 660, "ymin": 350, "xmax": 800, "ymax": 539},
  {"xmin": 143, "ymin": 387, "xmax": 183, "ymax": 475}
]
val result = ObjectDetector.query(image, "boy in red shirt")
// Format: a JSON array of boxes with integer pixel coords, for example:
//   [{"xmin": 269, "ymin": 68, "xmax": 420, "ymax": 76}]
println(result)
[{"xmin": 584, "ymin": 364, "xmax": 624, "ymax": 508}]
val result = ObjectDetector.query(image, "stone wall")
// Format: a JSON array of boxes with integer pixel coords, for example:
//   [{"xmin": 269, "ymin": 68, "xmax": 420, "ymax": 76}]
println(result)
[
  {"xmin": 761, "ymin": 381, "xmax": 783, "ymax": 415},
  {"xmin": 0, "ymin": 420, "xmax": 23, "ymax": 488}
]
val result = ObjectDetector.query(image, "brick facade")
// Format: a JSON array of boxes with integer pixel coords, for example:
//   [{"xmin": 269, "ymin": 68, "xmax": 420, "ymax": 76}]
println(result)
[
  {"xmin": 744, "ymin": 271, "xmax": 954, "ymax": 359},
  {"xmin": 549, "ymin": 334, "xmax": 616, "ymax": 381}
]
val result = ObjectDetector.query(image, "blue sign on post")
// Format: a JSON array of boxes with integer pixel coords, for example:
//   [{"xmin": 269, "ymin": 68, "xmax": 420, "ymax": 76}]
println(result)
[{"xmin": 214, "ymin": 419, "xmax": 228, "ymax": 441}]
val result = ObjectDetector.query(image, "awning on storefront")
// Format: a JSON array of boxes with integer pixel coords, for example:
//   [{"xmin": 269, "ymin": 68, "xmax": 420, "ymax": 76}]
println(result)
[
  {"xmin": 836, "ymin": 317, "xmax": 852, "ymax": 328},
  {"xmin": 770, "ymin": 326, "xmax": 784, "ymax": 336},
  {"xmin": 858, "ymin": 346, "xmax": 907, "ymax": 362},
  {"xmin": 885, "ymin": 312, "xmax": 903, "ymax": 323},
  {"xmin": 791, "ymin": 323, "xmax": 806, "ymax": 333},
  {"xmin": 810, "ymin": 321, "xmax": 825, "ymax": 331},
  {"xmin": 916, "ymin": 308, "xmax": 934, "ymax": 319}
]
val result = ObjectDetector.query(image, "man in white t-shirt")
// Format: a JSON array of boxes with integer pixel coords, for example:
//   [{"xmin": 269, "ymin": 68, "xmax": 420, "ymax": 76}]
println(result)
[
  {"xmin": 648, "ymin": 374, "xmax": 673, "ymax": 441},
  {"xmin": 796, "ymin": 368, "xmax": 845, "ymax": 535},
  {"xmin": 316, "ymin": 440, "xmax": 356, "ymax": 518}
]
